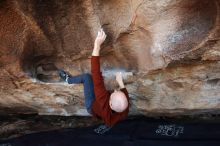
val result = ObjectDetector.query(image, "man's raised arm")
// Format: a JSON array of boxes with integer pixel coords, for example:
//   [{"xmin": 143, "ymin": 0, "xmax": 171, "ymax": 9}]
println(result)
[{"xmin": 91, "ymin": 29, "xmax": 108, "ymax": 98}]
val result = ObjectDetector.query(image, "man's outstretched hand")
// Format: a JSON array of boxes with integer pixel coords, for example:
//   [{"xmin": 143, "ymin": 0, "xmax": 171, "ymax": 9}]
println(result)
[
  {"xmin": 92, "ymin": 28, "xmax": 107, "ymax": 56},
  {"xmin": 116, "ymin": 72, "xmax": 125, "ymax": 89},
  {"xmin": 95, "ymin": 28, "xmax": 106, "ymax": 47}
]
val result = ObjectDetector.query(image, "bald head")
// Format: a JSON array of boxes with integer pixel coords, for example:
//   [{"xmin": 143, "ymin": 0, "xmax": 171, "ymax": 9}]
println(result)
[{"xmin": 109, "ymin": 90, "xmax": 128, "ymax": 113}]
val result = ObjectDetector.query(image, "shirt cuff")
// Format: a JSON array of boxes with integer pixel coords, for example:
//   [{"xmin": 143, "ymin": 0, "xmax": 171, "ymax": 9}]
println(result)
[{"xmin": 92, "ymin": 56, "xmax": 100, "ymax": 59}]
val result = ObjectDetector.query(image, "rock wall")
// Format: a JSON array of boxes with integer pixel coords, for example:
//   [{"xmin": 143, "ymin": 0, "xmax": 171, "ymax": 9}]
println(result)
[{"xmin": 0, "ymin": 0, "xmax": 220, "ymax": 116}]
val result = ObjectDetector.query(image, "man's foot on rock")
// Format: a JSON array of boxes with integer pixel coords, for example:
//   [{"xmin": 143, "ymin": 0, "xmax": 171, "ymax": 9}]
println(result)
[{"xmin": 58, "ymin": 69, "xmax": 69, "ymax": 82}]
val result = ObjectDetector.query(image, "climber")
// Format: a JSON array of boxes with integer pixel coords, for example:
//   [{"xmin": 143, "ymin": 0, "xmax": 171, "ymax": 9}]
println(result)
[{"xmin": 59, "ymin": 28, "xmax": 129, "ymax": 127}]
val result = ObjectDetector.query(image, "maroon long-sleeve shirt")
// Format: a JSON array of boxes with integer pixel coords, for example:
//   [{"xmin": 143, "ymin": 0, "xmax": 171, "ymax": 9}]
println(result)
[{"xmin": 91, "ymin": 56, "xmax": 129, "ymax": 127}]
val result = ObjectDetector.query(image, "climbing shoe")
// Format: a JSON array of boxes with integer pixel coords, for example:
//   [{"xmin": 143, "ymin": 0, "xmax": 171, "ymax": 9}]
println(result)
[{"xmin": 58, "ymin": 69, "xmax": 69, "ymax": 82}]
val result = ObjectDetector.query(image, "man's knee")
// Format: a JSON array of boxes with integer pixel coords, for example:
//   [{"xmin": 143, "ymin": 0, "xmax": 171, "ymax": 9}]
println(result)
[{"xmin": 83, "ymin": 73, "xmax": 92, "ymax": 80}]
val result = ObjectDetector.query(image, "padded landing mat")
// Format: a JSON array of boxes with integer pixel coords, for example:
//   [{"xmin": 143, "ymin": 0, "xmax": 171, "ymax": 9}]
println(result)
[{"xmin": 1, "ymin": 117, "xmax": 220, "ymax": 146}]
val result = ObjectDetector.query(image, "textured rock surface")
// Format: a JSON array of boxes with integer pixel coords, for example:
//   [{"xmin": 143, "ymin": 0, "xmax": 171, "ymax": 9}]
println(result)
[{"xmin": 0, "ymin": 0, "xmax": 220, "ymax": 116}]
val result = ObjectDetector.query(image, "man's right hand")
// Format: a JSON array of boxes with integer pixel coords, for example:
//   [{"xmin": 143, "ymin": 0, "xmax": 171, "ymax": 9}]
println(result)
[{"xmin": 92, "ymin": 29, "xmax": 106, "ymax": 56}]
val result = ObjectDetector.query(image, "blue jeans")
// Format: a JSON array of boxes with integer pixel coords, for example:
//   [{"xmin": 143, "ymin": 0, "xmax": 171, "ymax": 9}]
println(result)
[{"xmin": 67, "ymin": 73, "xmax": 95, "ymax": 114}]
